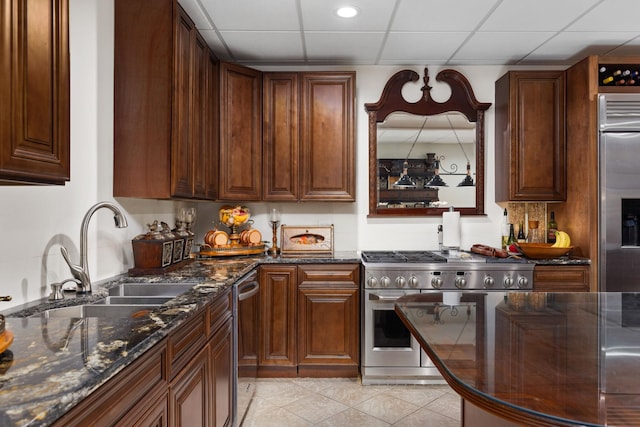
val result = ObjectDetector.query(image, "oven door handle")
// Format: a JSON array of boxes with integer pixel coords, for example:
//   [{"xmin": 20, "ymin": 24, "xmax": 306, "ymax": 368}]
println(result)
[
  {"xmin": 238, "ymin": 281, "xmax": 260, "ymax": 301},
  {"xmin": 368, "ymin": 293, "xmax": 404, "ymax": 302}
]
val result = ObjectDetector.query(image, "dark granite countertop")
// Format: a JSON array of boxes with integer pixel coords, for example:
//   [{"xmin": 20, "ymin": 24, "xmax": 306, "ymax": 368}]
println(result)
[
  {"xmin": 0, "ymin": 252, "xmax": 360, "ymax": 427},
  {"xmin": 395, "ymin": 292, "xmax": 636, "ymax": 427}
]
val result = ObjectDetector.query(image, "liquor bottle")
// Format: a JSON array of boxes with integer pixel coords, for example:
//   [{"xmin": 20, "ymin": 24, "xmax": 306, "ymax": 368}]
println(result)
[
  {"xmin": 517, "ymin": 222, "xmax": 526, "ymax": 243},
  {"xmin": 507, "ymin": 223, "xmax": 516, "ymax": 247},
  {"xmin": 501, "ymin": 208, "xmax": 510, "ymax": 250},
  {"xmin": 547, "ymin": 211, "xmax": 558, "ymax": 244}
]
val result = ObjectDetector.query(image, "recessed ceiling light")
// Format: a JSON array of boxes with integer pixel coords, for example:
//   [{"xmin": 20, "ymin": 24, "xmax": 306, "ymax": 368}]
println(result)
[{"xmin": 336, "ymin": 6, "xmax": 358, "ymax": 18}]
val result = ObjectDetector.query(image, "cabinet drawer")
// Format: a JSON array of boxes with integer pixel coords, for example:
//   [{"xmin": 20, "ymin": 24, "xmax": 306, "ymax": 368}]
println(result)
[
  {"xmin": 533, "ymin": 265, "xmax": 590, "ymax": 292},
  {"xmin": 53, "ymin": 340, "xmax": 168, "ymax": 427},
  {"xmin": 168, "ymin": 309, "xmax": 208, "ymax": 379},
  {"xmin": 209, "ymin": 288, "xmax": 232, "ymax": 337},
  {"xmin": 298, "ymin": 264, "xmax": 359, "ymax": 287}
]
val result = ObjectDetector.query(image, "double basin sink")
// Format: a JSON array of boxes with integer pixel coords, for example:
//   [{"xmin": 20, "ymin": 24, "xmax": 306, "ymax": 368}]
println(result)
[{"xmin": 36, "ymin": 283, "xmax": 196, "ymax": 318}]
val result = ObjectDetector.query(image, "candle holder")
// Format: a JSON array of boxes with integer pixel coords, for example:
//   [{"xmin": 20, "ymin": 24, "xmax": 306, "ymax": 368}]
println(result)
[{"xmin": 268, "ymin": 209, "xmax": 281, "ymax": 256}]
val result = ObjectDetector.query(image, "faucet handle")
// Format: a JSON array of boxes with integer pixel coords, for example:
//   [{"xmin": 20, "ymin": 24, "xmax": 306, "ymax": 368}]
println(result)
[{"xmin": 49, "ymin": 282, "xmax": 65, "ymax": 301}]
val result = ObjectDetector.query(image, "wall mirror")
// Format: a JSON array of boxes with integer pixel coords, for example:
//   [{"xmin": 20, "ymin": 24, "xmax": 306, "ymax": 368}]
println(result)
[{"xmin": 365, "ymin": 68, "xmax": 491, "ymax": 217}]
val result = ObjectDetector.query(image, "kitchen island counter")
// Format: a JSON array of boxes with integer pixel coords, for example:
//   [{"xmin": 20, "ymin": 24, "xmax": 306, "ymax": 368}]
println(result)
[
  {"xmin": 395, "ymin": 292, "xmax": 638, "ymax": 427},
  {"xmin": 0, "ymin": 252, "xmax": 359, "ymax": 427}
]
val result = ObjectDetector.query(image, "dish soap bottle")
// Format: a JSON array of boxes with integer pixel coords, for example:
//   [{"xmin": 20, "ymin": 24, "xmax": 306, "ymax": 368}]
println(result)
[{"xmin": 547, "ymin": 211, "xmax": 558, "ymax": 244}]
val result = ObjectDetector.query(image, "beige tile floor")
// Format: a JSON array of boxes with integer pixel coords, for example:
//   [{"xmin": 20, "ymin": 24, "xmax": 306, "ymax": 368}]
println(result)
[{"xmin": 240, "ymin": 378, "xmax": 461, "ymax": 426}]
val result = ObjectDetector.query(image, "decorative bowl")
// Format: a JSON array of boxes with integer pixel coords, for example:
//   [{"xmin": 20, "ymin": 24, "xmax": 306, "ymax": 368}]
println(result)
[
  {"xmin": 218, "ymin": 205, "xmax": 250, "ymax": 228},
  {"xmin": 515, "ymin": 243, "xmax": 573, "ymax": 259}
]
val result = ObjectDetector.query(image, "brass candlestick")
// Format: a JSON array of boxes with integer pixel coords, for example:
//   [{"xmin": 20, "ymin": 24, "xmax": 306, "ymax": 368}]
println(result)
[{"xmin": 268, "ymin": 209, "xmax": 281, "ymax": 256}]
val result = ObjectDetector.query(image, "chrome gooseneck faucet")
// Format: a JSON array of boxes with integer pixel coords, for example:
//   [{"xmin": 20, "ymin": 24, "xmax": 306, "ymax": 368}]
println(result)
[{"xmin": 61, "ymin": 202, "xmax": 128, "ymax": 294}]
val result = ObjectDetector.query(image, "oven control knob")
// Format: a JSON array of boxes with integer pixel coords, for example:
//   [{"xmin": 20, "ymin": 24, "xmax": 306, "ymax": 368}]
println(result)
[
  {"xmin": 366, "ymin": 276, "xmax": 378, "ymax": 288},
  {"xmin": 503, "ymin": 276, "xmax": 514, "ymax": 288},
  {"xmin": 395, "ymin": 276, "xmax": 407, "ymax": 288},
  {"xmin": 517, "ymin": 276, "xmax": 529, "ymax": 288},
  {"xmin": 408, "ymin": 275, "xmax": 419, "ymax": 288},
  {"xmin": 431, "ymin": 277, "xmax": 443, "ymax": 289},
  {"xmin": 380, "ymin": 276, "xmax": 391, "ymax": 288},
  {"xmin": 483, "ymin": 275, "xmax": 495, "ymax": 288},
  {"xmin": 455, "ymin": 277, "xmax": 467, "ymax": 289}
]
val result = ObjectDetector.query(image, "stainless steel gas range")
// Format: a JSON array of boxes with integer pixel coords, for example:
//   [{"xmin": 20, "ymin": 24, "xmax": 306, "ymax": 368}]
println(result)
[{"xmin": 360, "ymin": 250, "xmax": 533, "ymax": 385}]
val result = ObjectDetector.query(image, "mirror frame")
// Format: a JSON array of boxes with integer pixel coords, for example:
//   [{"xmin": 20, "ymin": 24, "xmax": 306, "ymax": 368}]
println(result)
[{"xmin": 365, "ymin": 68, "xmax": 491, "ymax": 217}]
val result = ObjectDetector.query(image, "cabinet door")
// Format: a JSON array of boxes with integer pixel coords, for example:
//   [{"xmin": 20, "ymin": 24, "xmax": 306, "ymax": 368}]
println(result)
[
  {"xmin": 116, "ymin": 391, "xmax": 169, "ymax": 427},
  {"xmin": 533, "ymin": 265, "xmax": 590, "ymax": 292},
  {"xmin": 210, "ymin": 318, "xmax": 233, "ymax": 427},
  {"xmin": 297, "ymin": 264, "xmax": 359, "ymax": 376},
  {"xmin": 171, "ymin": 7, "xmax": 196, "ymax": 198},
  {"xmin": 219, "ymin": 61, "xmax": 262, "ymax": 200},
  {"xmin": 263, "ymin": 73, "xmax": 299, "ymax": 200},
  {"xmin": 170, "ymin": 345, "xmax": 209, "ymax": 427},
  {"xmin": 0, "ymin": 0, "xmax": 70, "ymax": 184},
  {"xmin": 204, "ymin": 52, "xmax": 220, "ymax": 200},
  {"xmin": 300, "ymin": 72, "xmax": 355, "ymax": 201},
  {"xmin": 191, "ymin": 33, "xmax": 209, "ymax": 198},
  {"xmin": 258, "ymin": 265, "xmax": 297, "ymax": 375},
  {"xmin": 495, "ymin": 71, "xmax": 566, "ymax": 201}
]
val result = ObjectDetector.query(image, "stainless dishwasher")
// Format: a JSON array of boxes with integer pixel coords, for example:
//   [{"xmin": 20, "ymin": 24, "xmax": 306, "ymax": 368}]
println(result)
[{"xmin": 234, "ymin": 270, "xmax": 260, "ymax": 426}]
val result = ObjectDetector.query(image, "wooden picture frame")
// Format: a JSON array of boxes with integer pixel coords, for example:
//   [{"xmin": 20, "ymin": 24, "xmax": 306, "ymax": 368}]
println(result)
[{"xmin": 280, "ymin": 225, "xmax": 334, "ymax": 255}]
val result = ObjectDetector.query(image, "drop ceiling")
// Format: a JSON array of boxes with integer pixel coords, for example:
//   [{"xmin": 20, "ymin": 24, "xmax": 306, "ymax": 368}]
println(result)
[{"xmin": 178, "ymin": 0, "xmax": 640, "ymax": 66}]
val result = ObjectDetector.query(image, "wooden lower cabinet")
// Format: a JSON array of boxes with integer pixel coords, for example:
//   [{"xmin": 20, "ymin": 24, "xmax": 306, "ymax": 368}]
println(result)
[
  {"xmin": 170, "ymin": 345, "xmax": 209, "ymax": 426},
  {"xmin": 258, "ymin": 264, "xmax": 360, "ymax": 378},
  {"xmin": 54, "ymin": 288, "xmax": 233, "ymax": 427},
  {"xmin": 210, "ymin": 319, "xmax": 233, "ymax": 427},
  {"xmin": 533, "ymin": 265, "xmax": 590, "ymax": 292},
  {"xmin": 258, "ymin": 265, "xmax": 298, "ymax": 376}
]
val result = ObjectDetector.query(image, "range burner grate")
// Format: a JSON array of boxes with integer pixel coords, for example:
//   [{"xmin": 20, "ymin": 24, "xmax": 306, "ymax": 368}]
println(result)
[{"xmin": 361, "ymin": 251, "xmax": 447, "ymax": 263}]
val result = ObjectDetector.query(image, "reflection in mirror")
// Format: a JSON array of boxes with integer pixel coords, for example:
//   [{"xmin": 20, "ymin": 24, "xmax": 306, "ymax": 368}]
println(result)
[
  {"xmin": 365, "ymin": 68, "xmax": 491, "ymax": 217},
  {"xmin": 377, "ymin": 111, "xmax": 477, "ymax": 209}
]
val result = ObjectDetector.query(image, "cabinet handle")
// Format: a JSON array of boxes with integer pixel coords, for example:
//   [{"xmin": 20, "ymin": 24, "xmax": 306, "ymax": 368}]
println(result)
[{"xmin": 0, "ymin": 296, "xmax": 11, "ymax": 302}]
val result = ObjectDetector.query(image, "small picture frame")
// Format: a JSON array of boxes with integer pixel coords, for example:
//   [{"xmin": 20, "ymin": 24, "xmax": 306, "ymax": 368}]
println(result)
[{"xmin": 280, "ymin": 225, "xmax": 334, "ymax": 255}]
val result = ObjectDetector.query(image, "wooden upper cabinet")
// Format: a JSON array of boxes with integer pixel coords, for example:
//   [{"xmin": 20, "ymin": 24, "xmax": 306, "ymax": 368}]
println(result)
[
  {"xmin": 262, "ymin": 72, "xmax": 356, "ymax": 201},
  {"xmin": 495, "ymin": 71, "xmax": 566, "ymax": 202},
  {"xmin": 114, "ymin": 0, "xmax": 218, "ymax": 200},
  {"xmin": 218, "ymin": 62, "xmax": 263, "ymax": 201},
  {"xmin": 263, "ymin": 73, "xmax": 300, "ymax": 201},
  {"xmin": 0, "ymin": 0, "xmax": 70, "ymax": 184},
  {"xmin": 300, "ymin": 73, "xmax": 355, "ymax": 201}
]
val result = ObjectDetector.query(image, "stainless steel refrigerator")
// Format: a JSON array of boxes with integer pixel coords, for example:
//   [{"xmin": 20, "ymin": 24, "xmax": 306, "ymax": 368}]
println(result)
[{"xmin": 599, "ymin": 93, "xmax": 640, "ymax": 292}]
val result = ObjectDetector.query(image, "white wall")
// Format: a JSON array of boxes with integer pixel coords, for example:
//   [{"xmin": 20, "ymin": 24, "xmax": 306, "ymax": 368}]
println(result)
[{"xmin": 0, "ymin": 0, "xmax": 554, "ymax": 310}]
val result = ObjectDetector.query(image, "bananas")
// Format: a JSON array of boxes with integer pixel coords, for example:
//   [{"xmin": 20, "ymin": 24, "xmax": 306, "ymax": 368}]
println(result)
[{"xmin": 551, "ymin": 230, "xmax": 571, "ymax": 248}]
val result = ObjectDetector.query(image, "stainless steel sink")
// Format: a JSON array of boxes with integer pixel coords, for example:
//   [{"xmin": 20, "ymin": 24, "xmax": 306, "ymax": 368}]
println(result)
[
  {"xmin": 95, "ymin": 296, "xmax": 173, "ymax": 305},
  {"xmin": 35, "ymin": 304, "xmax": 161, "ymax": 318},
  {"xmin": 108, "ymin": 283, "xmax": 195, "ymax": 297}
]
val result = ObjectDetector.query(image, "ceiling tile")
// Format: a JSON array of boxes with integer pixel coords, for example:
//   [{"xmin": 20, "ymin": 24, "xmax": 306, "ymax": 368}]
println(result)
[
  {"xmin": 381, "ymin": 32, "xmax": 470, "ymax": 62},
  {"xmin": 453, "ymin": 32, "xmax": 555, "ymax": 62},
  {"xmin": 301, "ymin": 0, "xmax": 396, "ymax": 31},
  {"xmin": 220, "ymin": 31, "xmax": 304, "ymax": 61},
  {"xmin": 568, "ymin": 0, "xmax": 640, "ymax": 31},
  {"xmin": 177, "ymin": 0, "xmax": 214, "ymax": 30},
  {"xmin": 391, "ymin": 0, "xmax": 498, "ymax": 31},
  {"xmin": 479, "ymin": 0, "xmax": 600, "ymax": 31},
  {"xmin": 305, "ymin": 32, "xmax": 385, "ymax": 64},
  {"xmin": 527, "ymin": 31, "xmax": 640, "ymax": 62},
  {"xmin": 200, "ymin": 0, "xmax": 300, "ymax": 31}
]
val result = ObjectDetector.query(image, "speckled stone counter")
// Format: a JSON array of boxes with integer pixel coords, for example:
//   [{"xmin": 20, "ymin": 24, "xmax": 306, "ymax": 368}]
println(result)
[
  {"xmin": 529, "ymin": 256, "xmax": 591, "ymax": 265},
  {"xmin": 0, "ymin": 252, "xmax": 360, "ymax": 427}
]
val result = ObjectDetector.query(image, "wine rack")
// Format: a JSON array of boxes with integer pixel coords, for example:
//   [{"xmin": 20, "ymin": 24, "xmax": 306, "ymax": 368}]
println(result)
[{"xmin": 599, "ymin": 64, "xmax": 640, "ymax": 87}]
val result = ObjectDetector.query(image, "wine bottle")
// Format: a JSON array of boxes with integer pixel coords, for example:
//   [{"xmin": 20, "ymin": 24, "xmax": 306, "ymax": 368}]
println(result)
[
  {"xmin": 547, "ymin": 211, "xmax": 558, "ymax": 244},
  {"xmin": 517, "ymin": 223, "xmax": 526, "ymax": 243},
  {"xmin": 501, "ymin": 208, "xmax": 510, "ymax": 250},
  {"xmin": 507, "ymin": 223, "xmax": 516, "ymax": 247}
]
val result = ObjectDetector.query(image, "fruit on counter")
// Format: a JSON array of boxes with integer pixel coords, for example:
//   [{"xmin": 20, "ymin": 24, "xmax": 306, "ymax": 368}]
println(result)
[
  {"xmin": 218, "ymin": 205, "xmax": 250, "ymax": 227},
  {"xmin": 551, "ymin": 230, "xmax": 571, "ymax": 248}
]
